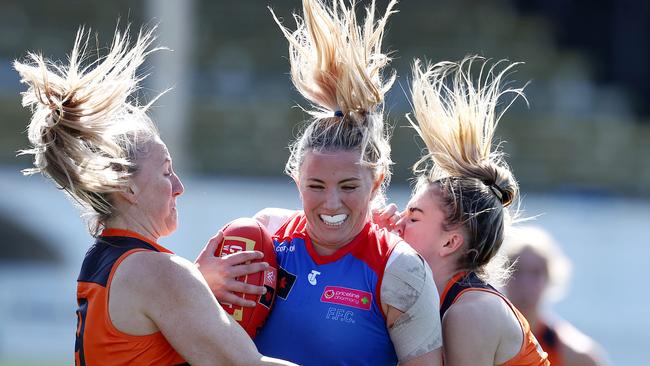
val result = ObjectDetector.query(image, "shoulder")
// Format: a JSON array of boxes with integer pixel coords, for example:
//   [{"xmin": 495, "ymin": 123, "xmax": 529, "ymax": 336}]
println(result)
[
  {"xmin": 446, "ymin": 290, "xmax": 525, "ymax": 364},
  {"xmin": 445, "ymin": 291, "xmax": 519, "ymax": 346},
  {"xmin": 387, "ymin": 241, "xmax": 425, "ymax": 267},
  {"xmin": 384, "ymin": 241, "xmax": 432, "ymax": 293},
  {"xmin": 109, "ymin": 250, "xmax": 206, "ymax": 334},
  {"xmin": 442, "ymin": 292, "xmax": 507, "ymax": 364},
  {"xmin": 382, "ymin": 242, "xmax": 435, "ymax": 308},
  {"xmin": 113, "ymin": 250, "xmax": 205, "ymax": 300},
  {"xmin": 382, "ymin": 242, "xmax": 443, "ymax": 362},
  {"xmin": 445, "ymin": 290, "xmax": 508, "ymax": 334},
  {"xmin": 253, "ymin": 207, "xmax": 298, "ymax": 233}
]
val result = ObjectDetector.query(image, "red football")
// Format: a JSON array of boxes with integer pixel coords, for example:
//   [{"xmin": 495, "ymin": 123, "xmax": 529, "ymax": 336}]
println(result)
[{"xmin": 214, "ymin": 217, "xmax": 278, "ymax": 338}]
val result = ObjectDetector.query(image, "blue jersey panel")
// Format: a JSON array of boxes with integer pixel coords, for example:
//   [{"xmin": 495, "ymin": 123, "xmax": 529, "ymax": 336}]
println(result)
[{"xmin": 255, "ymin": 237, "xmax": 397, "ymax": 365}]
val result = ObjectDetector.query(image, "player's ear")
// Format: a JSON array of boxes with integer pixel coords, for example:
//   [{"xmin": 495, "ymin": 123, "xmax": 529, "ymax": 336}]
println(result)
[{"xmin": 440, "ymin": 230, "xmax": 464, "ymax": 257}]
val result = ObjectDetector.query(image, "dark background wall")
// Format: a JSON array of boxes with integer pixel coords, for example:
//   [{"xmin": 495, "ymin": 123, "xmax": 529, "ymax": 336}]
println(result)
[{"xmin": 1, "ymin": 0, "xmax": 648, "ymax": 195}]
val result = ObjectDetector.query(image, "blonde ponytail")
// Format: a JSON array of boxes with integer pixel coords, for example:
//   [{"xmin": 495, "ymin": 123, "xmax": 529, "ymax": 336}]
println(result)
[
  {"xmin": 15, "ymin": 25, "xmax": 162, "ymax": 235},
  {"xmin": 272, "ymin": 0, "xmax": 397, "ymax": 205},
  {"xmin": 409, "ymin": 56, "xmax": 527, "ymax": 281},
  {"xmin": 271, "ymin": 0, "xmax": 396, "ymax": 121}
]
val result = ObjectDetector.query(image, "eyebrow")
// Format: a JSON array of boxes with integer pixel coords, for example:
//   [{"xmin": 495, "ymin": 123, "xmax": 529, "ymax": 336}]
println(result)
[
  {"xmin": 306, "ymin": 178, "xmax": 361, "ymax": 184},
  {"xmin": 409, "ymin": 207, "xmax": 424, "ymax": 214},
  {"xmin": 160, "ymin": 158, "xmax": 171, "ymax": 168}
]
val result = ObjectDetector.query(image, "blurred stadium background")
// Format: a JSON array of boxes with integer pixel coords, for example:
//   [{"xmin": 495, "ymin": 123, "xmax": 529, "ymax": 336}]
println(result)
[{"xmin": 0, "ymin": 0, "xmax": 648, "ymax": 364}]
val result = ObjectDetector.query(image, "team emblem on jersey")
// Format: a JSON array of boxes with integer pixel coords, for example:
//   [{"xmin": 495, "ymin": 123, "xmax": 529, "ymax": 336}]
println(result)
[
  {"xmin": 258, "ymin": 267, "xmax": 277, "ymax": 309},
  {"xmin": 320, "ymin": 286, "xmax": 372, "ymax": 311},
  {"xmin": 259, "ymin": 285, "xmax": 275, "ymax": 308},
  {"xmin": 276, "ymin": 266, "xmax": 297, "ymax": 300},
  {"xmin": 307, "ymin": 270, "xmax": 321, "ymax": 285}
]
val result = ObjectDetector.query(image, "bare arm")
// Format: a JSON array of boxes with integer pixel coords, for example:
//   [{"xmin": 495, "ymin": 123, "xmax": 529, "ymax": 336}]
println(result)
[
  {"xmin": 113, "ymin": 249, "xmax": 295, "ymax": 366},
  {"xmin": 443, "ymin": 298, "xmax": 498, "ymax": 366},
  {"xmin": 442, "ymin": 291, "xmax": 524, "ymax": 366},
  {"xmin": 400, "ymin": 349, "xmax": 443, "ymax": 366}
]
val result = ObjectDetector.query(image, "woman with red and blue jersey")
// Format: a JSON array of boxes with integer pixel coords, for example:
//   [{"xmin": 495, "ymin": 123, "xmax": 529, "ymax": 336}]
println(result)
[{"xmin": 197, "ymin": 1, "xmax": 443, "ymax": 365}]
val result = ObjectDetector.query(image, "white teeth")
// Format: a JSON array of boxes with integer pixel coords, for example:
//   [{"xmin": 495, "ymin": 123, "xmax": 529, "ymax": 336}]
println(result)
[{"xmin": 320, "ymin": 214, "xmax": 348, "ymax": 226}]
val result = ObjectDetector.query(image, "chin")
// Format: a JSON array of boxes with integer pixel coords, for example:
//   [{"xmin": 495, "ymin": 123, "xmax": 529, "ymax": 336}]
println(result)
[{"xmin": 161, "ymin": 221, "xmax": 178, "ymax": 237}]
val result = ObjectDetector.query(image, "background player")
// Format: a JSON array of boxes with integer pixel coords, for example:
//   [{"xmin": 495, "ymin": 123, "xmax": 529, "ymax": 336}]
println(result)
[{"xmin": 503, "ymin": 225, "xmax": 609, "ymax": 366}]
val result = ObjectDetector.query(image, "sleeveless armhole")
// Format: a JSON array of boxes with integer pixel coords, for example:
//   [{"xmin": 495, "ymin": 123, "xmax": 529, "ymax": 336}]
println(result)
[
  {"xmin": 449, "ymin": 286, "xmax": 548, "ymax": 366},
  {"xmin": 104, "ymin": 248, "xmax": 168, "ymax": 339},
  {"xmin": 77, "ymin": 231, "xmax": 186, "ymax": 365}
]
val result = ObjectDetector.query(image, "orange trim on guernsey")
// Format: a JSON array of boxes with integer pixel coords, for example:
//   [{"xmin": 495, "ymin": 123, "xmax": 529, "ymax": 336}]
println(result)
[
  {"xmin": 101, "ymin": 228, "xmax": 174, "ymax": 254},
  {"xmin": 535, "ymin": 322, "xmax": 563, "ymax": 366}
]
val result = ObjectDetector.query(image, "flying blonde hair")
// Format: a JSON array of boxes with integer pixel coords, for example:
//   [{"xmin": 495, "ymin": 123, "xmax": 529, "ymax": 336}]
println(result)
[
  {"xmin": 271, "ymin": 0, "xmax": 398, "ymax": 206},
  {"xmin": 15, "ymin": 25, "xmax": 163, "ymax": 235},
  {"xmin": 408, "ymin": 56, "xmax": 528, "ymax": 283},
  {"xmin": 271, "ymin": 0, "xmax": 396, "ymax": 120}
]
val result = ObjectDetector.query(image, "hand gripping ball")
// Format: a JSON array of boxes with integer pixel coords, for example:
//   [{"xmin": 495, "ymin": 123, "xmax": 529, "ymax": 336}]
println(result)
[{"xmin": 215, "ymin": 217, "xmax": 278, "ymax": 338}]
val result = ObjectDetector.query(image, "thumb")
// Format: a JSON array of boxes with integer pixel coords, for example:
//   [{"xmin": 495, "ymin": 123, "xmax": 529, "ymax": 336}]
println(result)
[{"xmin": 196, "ymin": 230, "xmax": 224, "ymax": 262}]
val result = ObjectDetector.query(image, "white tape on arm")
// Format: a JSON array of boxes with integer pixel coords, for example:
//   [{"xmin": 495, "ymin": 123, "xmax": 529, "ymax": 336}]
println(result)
[{"xmin": 381, "ymin": 241, "xmax": 443, "ymax": 362}]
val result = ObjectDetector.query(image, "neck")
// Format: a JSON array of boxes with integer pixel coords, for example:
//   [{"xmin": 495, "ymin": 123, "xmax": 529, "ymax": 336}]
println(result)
[
  {"xmin": 307, "ymin": 221, "xmax": 368, "ymax": 256},
  {"xmin": 311, "ymin": 239, "xmax": 346, "ymax": 256},
  {"xmin": 427, "ymin": 257, "xmax": 465, "ymax": 296},
  {"xmin": 105, "ymin": 214, "xmax": 159, "ymax": 242}
]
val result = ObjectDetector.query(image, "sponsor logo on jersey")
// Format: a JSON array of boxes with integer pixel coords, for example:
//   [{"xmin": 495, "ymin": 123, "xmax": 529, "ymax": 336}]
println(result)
[
  {"xmin": 320, "ymin": 286, "xmax": 372, "ymax": 311},
  {"xmin": 276, "ymin": 266, "xmax": 297, "ymax": 300},
  {"xmin": 274, "ymin": 240, "xmax": 296, "ymax": 253},
  {"xmin": 307, "ymin": 270, "xmax": 321, "ymax": 285}
]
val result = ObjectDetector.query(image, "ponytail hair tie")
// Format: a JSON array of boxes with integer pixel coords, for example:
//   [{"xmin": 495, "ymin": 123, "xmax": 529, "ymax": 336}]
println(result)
[
  {"xmin": 334, "ymin": 110, "xmax": 344, "ymax": 117},
  {"xmin": 489, "ymin": 183, "xmax": 504, "ymax": 203}
]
